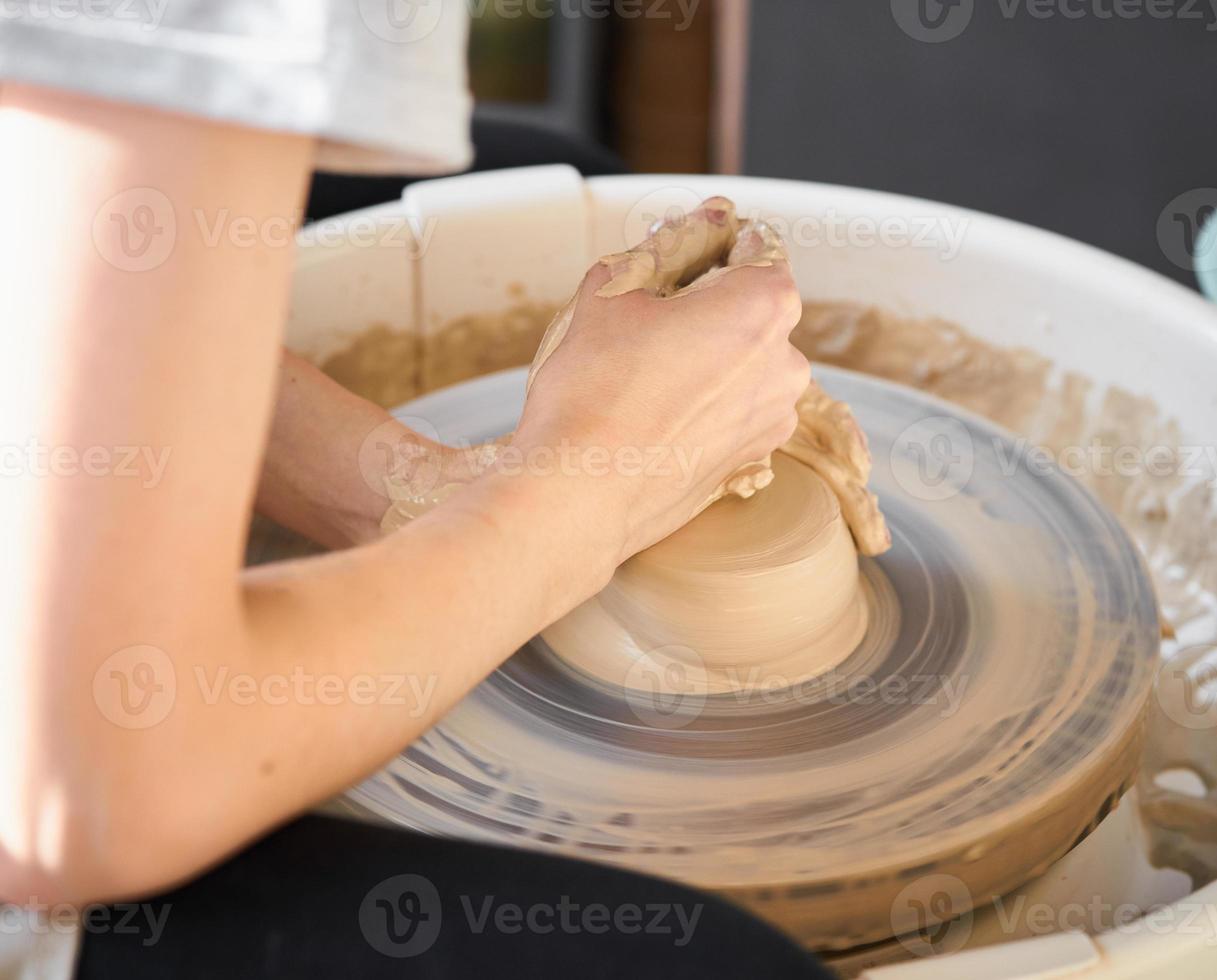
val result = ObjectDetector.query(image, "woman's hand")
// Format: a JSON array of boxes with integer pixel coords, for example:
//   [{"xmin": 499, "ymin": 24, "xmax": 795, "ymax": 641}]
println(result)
[{"xmin": 515, "ymin": 255, "xmax": 809, "ymax": 563}]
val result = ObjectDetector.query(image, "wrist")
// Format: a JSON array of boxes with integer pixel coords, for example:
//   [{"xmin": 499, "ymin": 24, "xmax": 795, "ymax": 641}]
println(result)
[{"xmin": 458, "ymin": 465, "xmax": 630, "ymax": 597}]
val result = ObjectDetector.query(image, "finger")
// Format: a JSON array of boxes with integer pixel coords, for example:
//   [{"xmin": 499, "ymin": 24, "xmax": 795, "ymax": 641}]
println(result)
[
  {"xmin": 728, "ymin": 219, "xmax": 788, "ymax": 267},
  {"xmin": 600, "ymin": 197, "xmax": 739, "ymax": 299}
]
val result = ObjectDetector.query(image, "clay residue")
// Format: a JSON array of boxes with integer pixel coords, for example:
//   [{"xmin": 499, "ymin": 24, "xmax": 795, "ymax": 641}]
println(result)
[
  {"xmin": 793, "ymin": 300, "xmax": 1217, "ymax": 891},
  {"xmin": 792, "ymin": 301, "xmax": 1054, "ymax": 434},
  {"xmin": 793, "ymin": 300, "xmax": 1214, "ymax": 636},
  {"xmin": 320, "ymin": 323, "xmax": 420, "ymax": 409},
  {"xmin": 527, "ymin": 199, "xmax": 891, "ymax": 553},
  {"xmin": 782, "ymin": 381, "xmax": 889, "ymax": 555},
  {"xmin": 423, "ymin": 301, "xmax": 560, "ymax": 393}
]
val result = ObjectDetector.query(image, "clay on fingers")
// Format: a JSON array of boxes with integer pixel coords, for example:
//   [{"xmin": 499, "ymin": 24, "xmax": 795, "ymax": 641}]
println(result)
[{"xmin": 386, "ymin": 196, "xmax": 890, "ymax": 559}]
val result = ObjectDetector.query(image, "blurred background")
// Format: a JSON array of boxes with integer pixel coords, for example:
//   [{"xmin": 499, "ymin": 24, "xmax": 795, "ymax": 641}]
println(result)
[{"xmin": 309, "ymin": 0, "xmax": 1217, "ymax": 289}]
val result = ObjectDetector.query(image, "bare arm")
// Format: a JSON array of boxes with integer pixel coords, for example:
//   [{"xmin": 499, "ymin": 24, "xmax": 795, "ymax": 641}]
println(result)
[
  {"xmin": 0, "ymin": 86, "xmax": 807, "ymax": 905},
  {"xmin": 254, "ymin": 351, "xmax": 418, "ymax": 549}
]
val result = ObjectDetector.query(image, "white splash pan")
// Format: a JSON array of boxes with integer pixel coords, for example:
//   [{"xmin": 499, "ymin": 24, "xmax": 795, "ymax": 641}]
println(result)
[{"xmin": 286, "ymin": 168, "xmax": 1217, "ymax": 979}]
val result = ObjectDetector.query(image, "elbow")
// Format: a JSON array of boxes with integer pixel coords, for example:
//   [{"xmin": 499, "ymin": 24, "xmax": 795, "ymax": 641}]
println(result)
[{"xmin": 1, "ymin": 781, "xmax": 198, "ymax": 908}]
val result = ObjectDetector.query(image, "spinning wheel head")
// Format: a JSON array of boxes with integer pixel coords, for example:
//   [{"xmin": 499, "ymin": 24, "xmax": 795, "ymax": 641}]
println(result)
[{"xmin": 352, "ymin": 366, "xmax": 1159, "ymax": 951}]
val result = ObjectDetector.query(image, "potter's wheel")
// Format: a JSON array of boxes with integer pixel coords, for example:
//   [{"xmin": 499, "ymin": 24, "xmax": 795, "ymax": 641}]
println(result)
[{"xmin": 349, "ymin": 365, "xmax": 1159, "ymax": 950}]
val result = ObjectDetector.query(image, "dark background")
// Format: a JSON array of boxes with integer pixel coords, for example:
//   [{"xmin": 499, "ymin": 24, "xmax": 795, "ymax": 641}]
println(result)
[{"xmin": 744, "ymin": 0, "xmax": 1216, "ymax": 288}]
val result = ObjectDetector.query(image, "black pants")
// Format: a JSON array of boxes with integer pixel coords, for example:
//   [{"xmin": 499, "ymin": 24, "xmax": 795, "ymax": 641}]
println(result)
[{"xmin": 77, "ymin": 816, "xmax": 833, "ymax": 979}]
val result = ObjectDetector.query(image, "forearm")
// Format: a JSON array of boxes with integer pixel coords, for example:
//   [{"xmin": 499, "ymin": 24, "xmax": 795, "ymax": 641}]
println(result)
[
  {"xmin": 255, "ymin": 350, "xmax": 409, "ymax": 549},
  {"xmin": 71, "ymin": 469, "xmax": 620, "ymax": 905},
  {"xmin": 0, "ymin": 86, "xmax": 623, "ymax": 905}
]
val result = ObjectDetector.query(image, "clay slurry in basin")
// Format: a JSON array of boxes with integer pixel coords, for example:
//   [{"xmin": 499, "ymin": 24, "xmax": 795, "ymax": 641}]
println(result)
[{"xmin": 381, "ymin": 197, "xmax": 891, "ymax": 694}]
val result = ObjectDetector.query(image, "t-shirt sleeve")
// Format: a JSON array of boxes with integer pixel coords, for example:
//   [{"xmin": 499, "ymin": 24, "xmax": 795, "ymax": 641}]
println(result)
[{"xmin": 0, "ymin": 0, "xmax": 473, "ymax": 175}]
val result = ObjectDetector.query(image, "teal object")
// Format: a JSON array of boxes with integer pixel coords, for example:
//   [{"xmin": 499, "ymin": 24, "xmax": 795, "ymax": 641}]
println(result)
[{"xmin": 1197, "ymin": 212, "xmax": 1217, "ymax": 300}]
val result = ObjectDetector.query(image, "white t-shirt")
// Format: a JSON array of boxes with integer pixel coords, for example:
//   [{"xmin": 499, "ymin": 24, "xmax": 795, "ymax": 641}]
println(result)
[{"xmin": 0, "ymin": 0, "xmax": 474, "ymax": 174}]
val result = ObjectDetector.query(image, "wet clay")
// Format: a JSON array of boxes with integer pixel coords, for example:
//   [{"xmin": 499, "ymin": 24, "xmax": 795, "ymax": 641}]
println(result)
[
  {"xmin": 320, "ymin": 324, "xmax": 420, "ymax": 409},
  {"xmin": 545, "ymin": 454, "xmax": 869, "ymax": 693},
  {"xmin": 424, "ymin": 300, "xmax": 560, "ymax": 393},
  {"xmin": 383, "ymin": 199, "xmax": 891, "ymax": 692},
  {"xmin": 527, "ymin": 198, "xmax": 889, "ymax": 554}
]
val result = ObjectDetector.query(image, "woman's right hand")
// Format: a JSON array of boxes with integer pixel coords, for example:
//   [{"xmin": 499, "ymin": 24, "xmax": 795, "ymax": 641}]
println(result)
[{"xmin": 513, "ymin": 231, "xmax": 810, "ymax": 565}]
